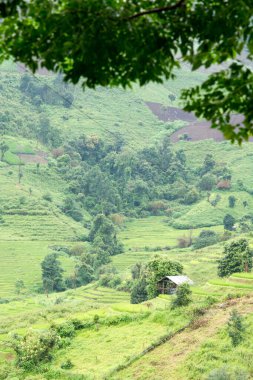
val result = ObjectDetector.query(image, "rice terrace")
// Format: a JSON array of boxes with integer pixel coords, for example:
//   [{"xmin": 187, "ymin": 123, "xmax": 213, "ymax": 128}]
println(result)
[{"xmin": 1, "ymin": 2, "xmax": 253, "ymax": 380}]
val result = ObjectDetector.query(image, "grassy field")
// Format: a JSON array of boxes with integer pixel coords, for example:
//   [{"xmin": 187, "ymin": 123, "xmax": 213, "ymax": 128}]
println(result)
[{"xmin": 110, "ymin": 295, "xmax": 253, "ymax": 380}]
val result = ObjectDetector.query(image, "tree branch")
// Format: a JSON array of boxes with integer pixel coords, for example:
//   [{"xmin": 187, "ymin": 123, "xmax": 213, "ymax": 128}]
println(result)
[{"xmin": 127, "ymin": 0, "xmax": 186, "ymax": 20}]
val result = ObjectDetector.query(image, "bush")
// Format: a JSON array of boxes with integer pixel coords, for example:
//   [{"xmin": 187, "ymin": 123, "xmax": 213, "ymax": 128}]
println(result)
[
  {"xmin": 223, "ymin": 214, "xmax": 235, "ymax": 231},
  {"xmin": 193, "ymin": 230, "xmax": 218, "ymax": 249},
  {"xmin": 54, "ymin": 321, "xmax": 76, "ymax": 338},
  {"xmin": 228, "ymin": 195, "xmax": 236, "ymax": 208},
  {"xmin": 207, "ymin": 367, "xmax": 249, "ymax": 380},
  {"xmin": 183, "ymin": 188, "xmax": 199, "ymax": 205},
  {"xmin": 99, "ymin": 273, "xmax": 121, "ymax": 288},
  {"xmin": 11, "ymin": 330, "xmax": 60, "ymax": 369},
  {"xmin": 177, "ymin": 234, "xmax": 192, "ymax": 248},
  {"xmin": 131, "ymin": 278, "xmax": 148, "ymax": 304},
  {"xmin": 61, "ymin": 359, "xmax": 74, "ymax": 370},
  {"xmin": 199, "ymin": 174, "xmax": 216, "ymax": 191},
  {"xmin": 42, "ymin": 193, "xmax": 52, "ymax": 202},
  {"xmin": 171, "ymin": 283, "xmax": 192, "ymax": 308},
  {"xmin": 227, "ymin": 310, "xmax": 246, "ymax": 347}
]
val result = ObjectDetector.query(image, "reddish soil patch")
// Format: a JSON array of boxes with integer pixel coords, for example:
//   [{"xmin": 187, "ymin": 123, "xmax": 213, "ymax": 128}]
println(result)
[
  {"xmin": 146, "ymin": 102, "xmax": 197, "ymax": 122},
  {"xmin": 17, "ymin": 151, "xmax": 48, "ymax": 164},
  {"xmin": 170, "ymin": 122, "xmax": 225, "ymax": 142},
  {"xmin": 146, "ymin": 101, "xmax": 245, "ymax": 142},
  {"xmin": 170, "ymin": 114, "xmax": 245, "ymax": 142}
]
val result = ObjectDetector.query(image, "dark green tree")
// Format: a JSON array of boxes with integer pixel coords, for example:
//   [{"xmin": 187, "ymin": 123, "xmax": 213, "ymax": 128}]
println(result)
[
  {"xmin": 201, "ymin": 154, "xmax": 216, "ymax": 175},
  {"xmin": 193, "ymin": 230, "xmax": 218, "ymax": 250},
  {"xmin": 130, "ymin": 278, "xmax": 148, "ymax": 304},
  {"xmin": 1, "ymin": 1, "xmax": 253, "ymax": 141},
  {"xmin": 41, "ymin": 253, "xmax": 65, "ymax": 293},
  {"xmin": 218, "ymin": 239, "xmax": 252, "ymax": 277},
  {"xmin": 171, "ymin": 283, "xmax": 192, "ymax": 308},
  {"xmin": 223, "ymin": 214, "xmax": 236, "ymax": 231},
  {"xmin": 228, "ymin": 195, "xmax": 236, "ymax": 208},
  {"xmin": 88, "ymin": 214, "xmax": 123, "ymax": 256},
  {"xmin": 199, "ymin": 174, "xmax": 216, "ymax": 191},
  {"xmin": 146, "ymin": 257, "xmax": 183, "ymax": 299},
  {"xmin": 131, "ymin": 262, "xmax": 144, "ymax": 280},
  {"xmin": 0, "ymin": 141, "xmax": 8, "ymax": 161},
  {"xmin": 227, "ymin": 310, "xmax": 246, "ymax": 347}
]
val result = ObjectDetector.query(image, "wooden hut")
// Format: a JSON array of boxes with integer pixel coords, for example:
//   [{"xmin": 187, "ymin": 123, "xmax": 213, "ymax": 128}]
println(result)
[{"xmin": 157, "ymin": 275, "xmax": 193, "ymax": 295}]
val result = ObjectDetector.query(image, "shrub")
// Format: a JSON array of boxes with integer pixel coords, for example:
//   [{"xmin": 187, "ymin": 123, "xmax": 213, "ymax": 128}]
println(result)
[
  {"xmin": 131, "ymin": 278, "xmax": 148, "ymax": 304},
  {"xmin": 171, "ymin": 283, "xmax": 192, "ymax": 308},
  {"xmin": 223, "ymin": 214, "xmax": 235, "ymax": 231},
  {"xmin": 11, "ymin": 330, "xmax": 60, "ymax": 369},
  {"xmin": 207, "ymin": 367, "xmax": 249, "ymax": 380},
  {"xmin": 228, "ymin": 195, "xmax": 236, "ymax": 208},
  {"xmin": 193, "ymin": 230, "xmax": 218, "ymax": 249},
  {"xmin": 99, "ymin": 273, "xmax": 121, "ymax": 288},
  {"xmin": 199, "ymin": 174, "xmax": 216, "ymax": 191},
  {"xmin": 69, "ymin": 244, "xmax": 85, "ymax": 256},
  {"xmin": 183, "ymin": 188, "xmax": 199, "ymax": 205},
  {"xmin": 227, "ymin": 310, "xmax": 246, "ymax": 347},
  {"xmin": 177, "ymin": 234, "xmax": 192, "ymax": 248},
  {"xmin": 54, "ymin": 322, "xmax": 76, "ymax": 338},
  {"xmin": 61, "ymin": 359, "xmax": 74, "ymax": 370},
  {"xmin": 42, "ymin": 193, "xmax": 53, "ymax": 202}
]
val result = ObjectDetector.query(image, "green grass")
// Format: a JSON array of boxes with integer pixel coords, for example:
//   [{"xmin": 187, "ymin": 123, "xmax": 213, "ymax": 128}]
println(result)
[
  {"xmin": 119, "ymin": 217, "xmax": 223, "ymax": 249},
  {"xmin": 178, "ymin": 312, "xmax": 253, "ymax": 379},
  {"xmin": 209, "ymin": 279, "xmax": 253, "ymax": 290},
  {"xmin": 0, "ymin": 241, "xmax": 76, "ymax": 297}
]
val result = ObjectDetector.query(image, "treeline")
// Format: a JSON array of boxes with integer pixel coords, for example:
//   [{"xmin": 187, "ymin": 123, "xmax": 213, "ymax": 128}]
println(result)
[{"xmin": 50, "ymin": 134, "xmax": 232, "ymax": 218}]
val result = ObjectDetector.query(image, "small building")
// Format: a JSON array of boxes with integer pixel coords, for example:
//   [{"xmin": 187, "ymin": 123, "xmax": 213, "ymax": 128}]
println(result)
[{"xmin": 157, "ymin": 275, "xmax": 194, "ymax": 295}]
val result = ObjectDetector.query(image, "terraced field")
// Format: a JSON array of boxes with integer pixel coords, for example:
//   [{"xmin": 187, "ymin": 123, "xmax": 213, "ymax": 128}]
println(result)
[
  {"xmin": 70, "ymin": 285, "xmax": 130, "ymax": 304},
  {"xmin": 0, "ymin": 241, "xmax": 76, "ymax": 297}
]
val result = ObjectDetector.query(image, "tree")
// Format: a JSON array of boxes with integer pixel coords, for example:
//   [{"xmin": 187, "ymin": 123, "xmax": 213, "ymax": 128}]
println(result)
[
  {"xmin": 227, "ymin": 310, "xmax": 246, "ymax": 347},
  {"xmin": 201, "ymin": 154, "xmax": 216, "ymax": 175},
  {"xmin": 88, "ymin": 214, "xmax": 123, "ymax": 256},
  {"xmin": 171, "ymin": 283, "xmax": 192, "ymax": 308},
  {"xmin": 41, "ymin": 253, "xmax": 65, "ymax": 293},
  {"xmin": 218, "ymin": 239, "xmax": 252, "ymax": 277},
  {"xmin": 15, "ymin": 280, "xmax": 25, "ymax": 294},
  {"xmin": 130, "ymin": 278, "xmax": 148, "ymax": 304},
  {"xmin": 18, "ymin": 162, "xmax": 23, "ymax": 184},
  {"xmin": 223, "ymin": 214, "xmax": 235, "ymax": 231},
  {"xmin": 199, "ymin": 174, "xmax": 216, "ymax": 192},
  {"xmin": 0, "ymin": 141, "xmax": 8, "ymax": 161},
  {"xmin": 228, "ymin": 196, "xmax": 236, "ymax": 208},
  {"xmin": 146, "ymin": 257, "xmax": 183, "ymax": 299},
  {"xmin": 0, "ymin": 1, "xmax": 253, "ymax": 142},
  {"xmin": 131, "ymin": 262, "xmax": 144, "ymax": 280},
  {"xmin": 193, "ymin": 230, "xmax": 218, "ymax": 249}
]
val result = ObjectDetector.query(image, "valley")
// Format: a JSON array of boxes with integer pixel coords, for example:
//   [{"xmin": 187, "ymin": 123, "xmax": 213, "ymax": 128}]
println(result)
[{"xmin": 1, "ymin": 61, "xmax": 253, "ymax": 380}]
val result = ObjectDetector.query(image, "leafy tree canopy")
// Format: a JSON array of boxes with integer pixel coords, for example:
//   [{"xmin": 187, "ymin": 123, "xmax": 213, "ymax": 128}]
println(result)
[
  {"xmin": 146, "ymin": 256, "xmax": 183, "ymax": 298},
  {"xmin": 0, "ymin": 1, "xmax": 253, "ymax": 142},
  {"xmin": 218, "ymin": 238, "xmax": 253, "ymax": 277}
]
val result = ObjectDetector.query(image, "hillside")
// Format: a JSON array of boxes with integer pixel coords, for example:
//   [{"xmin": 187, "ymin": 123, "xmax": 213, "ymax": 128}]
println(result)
[{"xmin": 1, "ymin": 61, "xmax": 253, "ymax": 380}]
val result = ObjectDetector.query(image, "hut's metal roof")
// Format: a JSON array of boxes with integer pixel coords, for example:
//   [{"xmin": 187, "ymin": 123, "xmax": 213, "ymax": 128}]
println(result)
[{"xmin": 158, "ymin": 275, "xmax": 194, "ymax": 285}]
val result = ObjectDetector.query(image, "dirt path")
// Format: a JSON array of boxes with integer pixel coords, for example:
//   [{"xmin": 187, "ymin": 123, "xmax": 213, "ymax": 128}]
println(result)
[{"xmin": 112, "ymin": 296, "xmax": 253, "ymax": 380}]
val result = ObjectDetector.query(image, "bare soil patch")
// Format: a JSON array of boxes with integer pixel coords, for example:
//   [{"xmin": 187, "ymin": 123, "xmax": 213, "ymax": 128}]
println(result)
[
  {"xmin": 146, "ymin": 101, "xmax": 245, "ymax": 142},
  {"xmin": 17, "ymin": 150, "xmax": 48, "ymax": 164},
  {"xmin": 146, "ymin": 102, "xmax": 197, "ymax": 122},
  {"xmin": 170, "ymin": 121, "xmax": 225, "ymax": 142}
]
